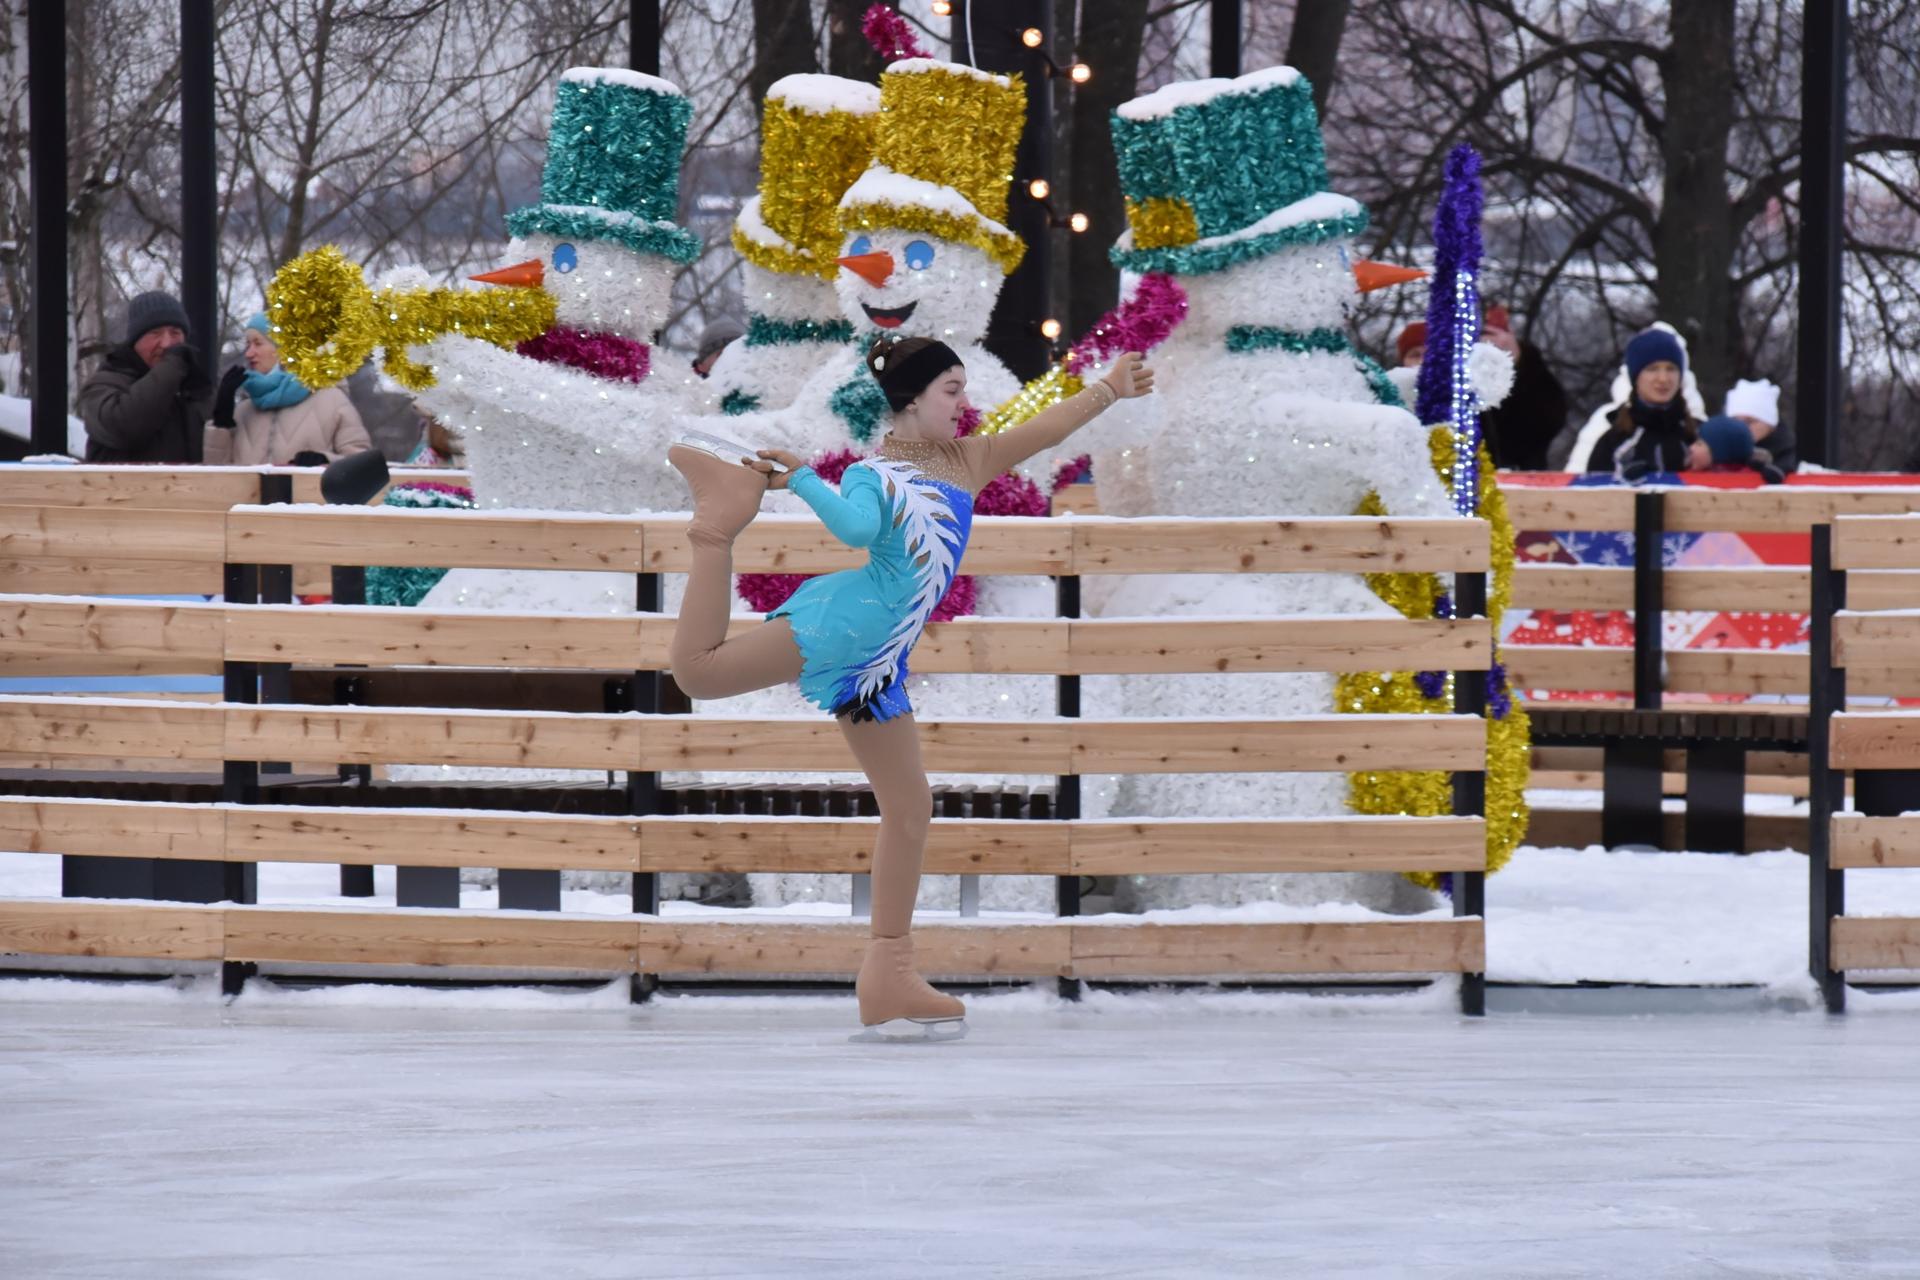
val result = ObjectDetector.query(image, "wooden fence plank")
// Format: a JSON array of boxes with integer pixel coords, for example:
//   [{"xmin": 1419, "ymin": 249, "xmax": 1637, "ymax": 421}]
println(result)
[
  {"xmin": 226, "ymin": 705, "xmax": 643, "ymax": 771},
  {"xmin": 0, "ymin": 597, "xmax": 224, "ymax": 674},
  {"xmin": 1071, "ymin": 715, "xmax": 1486, "ymax": 773},
  {"xmin": 639, "ymin": 921, "xmax": 1071, "ymax": 977},
  {"xmin": 1667, "ymin": 488, "xmax": 1920, "ymax": 534},
  {"xmin": 633, "ymin": 716, "xmax": 1075, "ymax": 773},
  {"xmin": 636, "ymin": 817, "xmax": 1071, "ymax": 874},
  {"xmin": 222, "ymin": 906, "xmax": 640, "ymax": 971},
  {"xmin": 1511, "ymin": 565, "xmax": 1633, "ymax": 610},
  {"xmin": 1501, "ymin": 487, "xmax": 1636, "ymax": 531},
  {"xmin": 228, "ymin": 508, "xmax": 649, "ymax": 573},
  {"xmin": 1830, "ymin": 713, "xmax": 1920, "ymax": 770},
  {"xmin": 230, "ymin": 807, "xmax": 641, "ymax": 871},
  {"xmin": 1664, "ymin": 649, "xmax": 1806, "ymax": 696},
  {"xmin": 1830, "ymin": 815, "xmax": 1920, "ymax": 869},
  {"xmin": 0, "ymin": 696, "xmax": 223, "ymax": 759},
  {"xmin": 0, "ymin": 557, "xmax": 223, "ymax": 596},
  {"xmin": 1832, "ymin": 517, "xmax": 1920, "ymax": 571},
  {"xmin": 0, "ymin": 899, "xmax": 224, "ymax": 960},
  {"xmin": 1846, "ymin": 573, "xmax": 1920, "ymax": 612},
  {"xmin": 1068, "ymin": 817, "xmax": 1486, "ymax": 875},
  {"xmin": 642, "ymin": 516, "xmax": 1076, "ymax": 576},
  {"xmin": 1069, "ymin": 617, "xmax": 1488, "ymax": 675},
  {"xmin": 1831, "ymin": 916, "xmax": 1920, "ymax": 971},
  {"xmin": 1069, "ymin": 517, "xmax": 1490, "ymax": 574},
  {"xmin": 0, "ymin": 505, "xmax": 228, "ymax": 561},
  {"xmin": 225, "ymin": 605, "xmax": 652, "ymax": 670},
  {"xmin": 0, "ymin": 797, "xmax": 224, "ymax": 858},
  {"xmin": 1067, "ymin": 919, "xmax": 1484, "ymax": 976},
  {"xmin": 1832, "ymin": 614, "xmax": 1920, "ymax": 669},
  {"xmin": 1501, "ymin": 645, "xmax": 1633, "ymax": 693},
  {"xmin": 0, "ymin": 467, "xmax": 262, "ymax": 510}
]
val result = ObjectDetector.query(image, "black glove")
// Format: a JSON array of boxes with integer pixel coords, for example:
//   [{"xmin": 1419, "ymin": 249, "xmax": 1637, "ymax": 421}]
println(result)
[
  {"xmin": 211, "ymin": 365, "xmax": 248, "ymax": 427},
  {"xmin": 290, "ymin": 450, "xmax": 329, "ymax": 468},
  {"xmin": 164, "ymin": 342, "xmax": 209, "ymax": 389}
]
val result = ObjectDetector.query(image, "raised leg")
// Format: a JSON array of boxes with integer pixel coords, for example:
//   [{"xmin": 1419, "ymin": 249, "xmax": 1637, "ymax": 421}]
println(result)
[
  {"xmin": 839, "ymin": 712, "xmax": 965, "ymax": 1037},
  {"xmin": 668, "ymin": 445, "xmax": 803, "ymax": 700}
]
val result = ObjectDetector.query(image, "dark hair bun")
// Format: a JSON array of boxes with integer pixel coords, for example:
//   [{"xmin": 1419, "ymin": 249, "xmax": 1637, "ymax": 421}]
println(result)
[{"xmin": 866, "ymin": 336, "xmax": 900, "ymax": 377}]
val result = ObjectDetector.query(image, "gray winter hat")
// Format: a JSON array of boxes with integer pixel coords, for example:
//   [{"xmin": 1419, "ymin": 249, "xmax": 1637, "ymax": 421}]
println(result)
[{"xmin": 124, "ymin": 290, "xmax": 190, "ymax": 344}]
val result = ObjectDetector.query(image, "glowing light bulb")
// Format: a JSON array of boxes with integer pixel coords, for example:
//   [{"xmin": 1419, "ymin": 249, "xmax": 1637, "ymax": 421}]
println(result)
[
  {"xmin": 1069, "ymin": 62, "xmax": 1092, "ymax": 84},
  {"xmin": 1021, "ymin": 27, "xmax": 1043, "ymax": 48},
  {"xmin": 931, "ymin": 0, "xmax": 951, "ymax": 13},
  {"xmin": 1028, "ymin": 178, "xmax": 1050, "ymax": 200},
  {"xmin": 1040, "ymin": 318, "xmax": 1062, "ymax": 340},
  {"xmin": 1068, "ymin": 211, "xmax": 1090, "ymax": 233}
]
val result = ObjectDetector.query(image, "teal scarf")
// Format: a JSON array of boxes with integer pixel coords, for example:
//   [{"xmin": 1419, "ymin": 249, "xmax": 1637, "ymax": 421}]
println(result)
[{"xmin": 243, "ymin": 366, "xmax": 311, "ymax": 411}]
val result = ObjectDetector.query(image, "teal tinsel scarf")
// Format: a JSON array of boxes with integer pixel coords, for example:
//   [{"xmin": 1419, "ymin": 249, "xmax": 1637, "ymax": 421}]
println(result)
[
  {"xmin": 243, "ymin": 366, "xmax": 311, "ymax": 411},
  {"xmin": 1224, "ymin": 325, "xmax": 1405, "ymax": 410},
  {"xmin": 745, "ymin": 315, "xmax": 855, "ymax": 347}
]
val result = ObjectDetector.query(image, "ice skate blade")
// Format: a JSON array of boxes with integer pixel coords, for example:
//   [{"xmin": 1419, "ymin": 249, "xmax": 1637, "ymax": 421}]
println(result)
[
  {"xmin": 671, "ymin": 429, "xmax": 787, "ymax": 472},
  {"xmin": 848, "ymin": 1017, "xmax": 968, "ymax": 1044}
]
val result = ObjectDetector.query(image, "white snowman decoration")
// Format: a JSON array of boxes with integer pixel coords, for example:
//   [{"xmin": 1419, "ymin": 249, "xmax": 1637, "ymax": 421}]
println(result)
[
  {"xmin": 413, "ymin": 68, "xmax": 704, "ymax": 523},
  {"xmin": 697, "ymin": 75, "xmax": 880, "ymax": 418},
  {"xmin": 1087, "ymin": 67, "xmax": 1492, "ymax": 914}
]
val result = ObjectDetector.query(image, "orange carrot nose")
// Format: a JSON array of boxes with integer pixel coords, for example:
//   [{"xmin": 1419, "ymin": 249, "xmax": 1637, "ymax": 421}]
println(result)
[
  {"xmin": 837, "ymin": 250, "xmax": 894, "ymax": 288},
  {"xmin": 471, "ymin": 259, "xmax": 545, "ymax": 288},
  {"xmin": 1352, "ymin": 259, "xmax": 1429, "ymax": 293}
]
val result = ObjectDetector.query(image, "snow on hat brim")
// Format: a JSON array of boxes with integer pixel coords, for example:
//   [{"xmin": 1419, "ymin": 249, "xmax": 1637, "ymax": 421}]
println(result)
[
  {"xmin": 839, "ymin": 166, "xmax": 1026, "ymax": 275},
  {"xmin": 1724, "ymin": 378, "xmax": 1781, "ymax": 425},
  {"xmin": 508, "ymin": 204, "xmax": 701, "ymax": 265},
  {"xmin": 1111, "ymin": 191, "xmax": 1369, "ymax": 276},
  {"xmin": 732, "ymin": 196, "xmax": 817, "ymax": 277}
]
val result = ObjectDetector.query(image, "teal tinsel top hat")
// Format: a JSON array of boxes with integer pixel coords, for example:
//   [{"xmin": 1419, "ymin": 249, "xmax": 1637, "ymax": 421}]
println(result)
[
  {"xmin": 507, "ymin": 68, "xmax": 701, "ymax": 265},
  {"xmin": 1109, "ymin": 66, "xmax": 1368, "ymax": 276}
]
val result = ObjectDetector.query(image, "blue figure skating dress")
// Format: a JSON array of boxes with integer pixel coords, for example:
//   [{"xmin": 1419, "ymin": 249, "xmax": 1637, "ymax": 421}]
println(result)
[{"xmin": 773, "ymin": 439, "xmax": 975, "ymax": 722}]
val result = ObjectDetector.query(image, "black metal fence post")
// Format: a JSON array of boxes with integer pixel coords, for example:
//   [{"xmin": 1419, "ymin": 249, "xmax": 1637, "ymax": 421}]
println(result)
[
  {"xmin": 1452, "ymin": 567, "xmax": 1489, "ymax": 1018},
  {"xmin": 1808, "ymin": 524, "xmax": 1847, "ymax": 1012},
  {"xmin": 629, "ymin": 570, "xmax": 663, "ymax": 1003},
  {"xmin": 26, "ymin": 1, "xmax": 68, "ymax": 456},
  {"xmin": 215, "ymin": 550, "xmax": 262, "ymax": 995},
  {"xmin": 1603, "ymin": 489, "xmax": 1666, "ymax": 848},
  {"xmin": 328, "ymin": 562, "xmax": 376, "ymax": 896},
  {"xmin": 1055, "ymin": 572, "xmax": 1082, "ymax": 1001}
]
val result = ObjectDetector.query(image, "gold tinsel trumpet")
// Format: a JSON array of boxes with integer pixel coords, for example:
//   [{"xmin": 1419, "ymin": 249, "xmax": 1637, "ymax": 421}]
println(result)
[{"xmin": 265, "ymin": 246, "xmax": 557, "ymax": 392}]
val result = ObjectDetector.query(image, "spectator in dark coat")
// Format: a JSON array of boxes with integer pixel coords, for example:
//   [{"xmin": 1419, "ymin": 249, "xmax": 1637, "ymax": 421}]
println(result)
[
  {"xmin": 1585, "ymin": 327, "xmax": 1698, "ymax": 482},
  {"xmin": 77, "ymin": 290, "xmax": 214, "ymax": 463},
  {"xmin": 1476, "ymin": 306, "xmax": 1568, "ymax": 471}
]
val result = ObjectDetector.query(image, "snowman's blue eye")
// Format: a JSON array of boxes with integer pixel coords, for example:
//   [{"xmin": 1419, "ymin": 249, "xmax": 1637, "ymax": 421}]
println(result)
[
  {"xmin": 552, "ymin": 243, "xmax": 578, "ymax": 274},
  {"xmin": 848, "ymin": 235, "xmax": 873, "ymax": 257},
  {"xmin": 904, "ymin": 240, "xmax": 935, "ymax": 271}
]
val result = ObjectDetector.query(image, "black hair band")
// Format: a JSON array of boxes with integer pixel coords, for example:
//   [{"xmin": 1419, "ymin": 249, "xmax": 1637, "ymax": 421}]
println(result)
[{"xmin": 877, "ymin": 340, "xmax": 963, "ymax": 412}]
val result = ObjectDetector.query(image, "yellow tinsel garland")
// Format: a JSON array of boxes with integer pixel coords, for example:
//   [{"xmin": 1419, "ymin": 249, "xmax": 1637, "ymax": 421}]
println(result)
[
  {"xmin": 975, "ymin": 364, "xmax": 1084, "ymax": 437},
  {"xmin": 267, "ymin": 246, "xmax": 556, "ymax": 392},
  {"xmin": 839, "ymin": 198, "xmax": 1026, "ymax": 276},
  {"xmin": 1341, "ymin": 428, "xmax": 1530, "ymax": 887},
  {"xmin": 753, "ymin": 95, "xmax": 877, "ymax": 279}
]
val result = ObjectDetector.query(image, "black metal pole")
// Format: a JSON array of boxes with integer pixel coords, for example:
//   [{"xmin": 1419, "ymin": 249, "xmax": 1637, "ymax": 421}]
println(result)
[
  {"xmin": 630, "ymin": 571, "xmax": 663, "ymax": 1003},
  {"xmin": 1451, "ymin": 569, "xmax": 1488, "ymax": 1018},
  {"xmin": 1632, "ymin": 489, "xmax": 1664, "ymax": 709},
  {"xmin": 26, "ymin": 2, "xmax": 68, "ymax": 455},
  {"xmin": 629, "ymin": 1, "xmax": 661, "ymax": 77},
  {"xmin": 1055, "ymin": 572, "xmax": 1081, "ymax": 1002},
  {"xmin": 1210, "ymin": 0, "xmax": 1242, "ymax": 78},
  {"xmin": 180, "ymin": 0, "xmax": 219, "ymax": 370},
  {"xmin": 1796, "ymin": 0, "xmax": 1847, "ymax": 468},
  {"xmin": 1807, "ymin": 524, "xmax": 1846, "ymax": 1012}
]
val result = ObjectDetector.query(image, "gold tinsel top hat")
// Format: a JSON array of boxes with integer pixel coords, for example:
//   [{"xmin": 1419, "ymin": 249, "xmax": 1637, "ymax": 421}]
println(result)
[
  {"xmin": 838, "ymin": 58, "xmax": 1027, "ymax": 274},
  {"xmin": 734, "ymin": 75, "xmax": 882, "ymax": 281}
]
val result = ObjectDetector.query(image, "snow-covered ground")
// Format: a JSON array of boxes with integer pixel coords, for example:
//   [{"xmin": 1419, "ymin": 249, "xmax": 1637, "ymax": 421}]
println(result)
[{"xmin": 4, "ymin": 985, "xmax": 1920, "ymax": 1277}]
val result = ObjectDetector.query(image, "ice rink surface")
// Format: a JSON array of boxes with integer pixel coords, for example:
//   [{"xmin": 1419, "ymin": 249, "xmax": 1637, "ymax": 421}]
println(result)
[{"xmin": 6, "ymin": 982, "xmax": 1920, "ymax": 1279}]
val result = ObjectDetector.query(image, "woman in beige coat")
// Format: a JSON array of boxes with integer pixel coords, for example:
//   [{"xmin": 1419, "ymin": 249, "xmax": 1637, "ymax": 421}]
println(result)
[{"xmin": 204, "ymin": 311, "xmax": 373, "ymax": 465}]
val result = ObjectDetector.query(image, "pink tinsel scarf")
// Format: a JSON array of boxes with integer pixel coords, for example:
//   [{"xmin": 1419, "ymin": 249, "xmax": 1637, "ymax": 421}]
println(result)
[
  {"xmin": 517, "ymin": 327, "xmax": 650, "ymax": 384},
  {"xmin": 1064, "ymin": 273, "xmax": 1188, "ymax": 376}
]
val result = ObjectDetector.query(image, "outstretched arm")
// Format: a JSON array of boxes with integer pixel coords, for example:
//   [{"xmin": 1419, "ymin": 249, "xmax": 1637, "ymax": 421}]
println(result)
[
  {"xmin": 964, "ymin": 352, "xmax": 1155, "ymax": 490},
  {"xmin": 786, "ymin": 463, "xmax": 888, "ymax": 549}
]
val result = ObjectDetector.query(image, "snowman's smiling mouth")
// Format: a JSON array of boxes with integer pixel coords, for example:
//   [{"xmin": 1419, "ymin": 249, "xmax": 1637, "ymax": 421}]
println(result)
[{"xmin": 862, "ymin": 301, "xmax": 917, "ymax": 329}]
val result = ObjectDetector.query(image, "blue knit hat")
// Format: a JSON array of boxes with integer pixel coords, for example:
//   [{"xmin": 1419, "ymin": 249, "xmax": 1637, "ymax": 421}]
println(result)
[
  {"xmin": 1625, "ymin": 327, "xmax": 1686, "ymax": 383},
  {"xmin": 1699, "ymin": 414, "xmax": 1755, "ymax": 464}
]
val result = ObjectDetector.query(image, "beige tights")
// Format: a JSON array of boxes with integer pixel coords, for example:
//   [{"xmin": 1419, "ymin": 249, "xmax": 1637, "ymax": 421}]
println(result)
[
  {"xmin": 837, "ymin": 712, "xmax": 933, "ymax": 938},
  {"xmin": 670, "ymin": 517, "xmax": 933, "ymax": 939}
]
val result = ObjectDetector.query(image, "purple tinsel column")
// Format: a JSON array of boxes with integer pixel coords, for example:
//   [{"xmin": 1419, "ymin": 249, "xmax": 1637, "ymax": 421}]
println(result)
[{"xmin": 1413, "ymin": 145, "xmax": 1485, "ymax": 517}]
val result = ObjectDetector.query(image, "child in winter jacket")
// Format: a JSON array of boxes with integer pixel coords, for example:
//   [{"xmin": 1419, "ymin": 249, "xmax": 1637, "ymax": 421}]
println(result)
[{"xmin": 1689, "ymin": 414, "xmax": 1786, "ymax": 484}]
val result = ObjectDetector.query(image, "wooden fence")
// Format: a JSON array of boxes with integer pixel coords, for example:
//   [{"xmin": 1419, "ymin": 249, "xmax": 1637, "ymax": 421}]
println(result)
[
  {"xmin": 0, "ymin": 477, "xmax": 1495, "ymax": 1011},
  {"xmin": 1810, "ymin": 515, "xmax": 1920, "ymax": 1011}
]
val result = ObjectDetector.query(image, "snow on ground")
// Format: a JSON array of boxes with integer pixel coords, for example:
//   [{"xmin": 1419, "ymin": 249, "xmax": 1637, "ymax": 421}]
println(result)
[{"xmin": 4, "ymin": 988, "xmax": 1920, "ymax": 1277}]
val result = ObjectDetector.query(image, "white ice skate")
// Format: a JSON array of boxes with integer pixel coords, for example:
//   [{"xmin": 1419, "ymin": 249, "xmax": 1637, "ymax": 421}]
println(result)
[
  {"xmin": 848, "ymin": 1016, "xmax": 968, "ymax": 1045},
  {"xmin": 671, "ymin": 427, "xmax": 789, "ymax": 472}
]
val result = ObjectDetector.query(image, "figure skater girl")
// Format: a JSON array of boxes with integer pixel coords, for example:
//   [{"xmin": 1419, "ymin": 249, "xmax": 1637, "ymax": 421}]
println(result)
[{"xmin": 667, "ymin": 338, "xmax": 1154, "ymax": 1040}]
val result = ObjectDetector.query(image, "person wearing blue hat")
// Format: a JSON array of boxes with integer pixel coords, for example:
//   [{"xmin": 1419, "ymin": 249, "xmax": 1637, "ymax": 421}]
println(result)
[
  {"xmin": 1690, "ymin": 413, "xmax": 1786, "ymax": 483},
  {"xmin": 1585, "ymin": 325, "xmax": 1700, "ymax": 482},
  {"xmin": 203, "ymin": 310, "xmax": 371, "ymax": 466}
]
